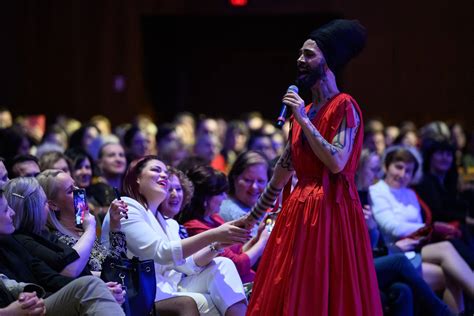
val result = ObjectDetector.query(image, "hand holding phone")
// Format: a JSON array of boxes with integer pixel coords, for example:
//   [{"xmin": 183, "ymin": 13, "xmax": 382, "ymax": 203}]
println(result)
[
  {"xmin": 113, "ymin": 187, "xmax": 128, "ymax": 219},
  {"xmin": 73, "ymin": 188, "xmax": 88, "ymax": 228}
]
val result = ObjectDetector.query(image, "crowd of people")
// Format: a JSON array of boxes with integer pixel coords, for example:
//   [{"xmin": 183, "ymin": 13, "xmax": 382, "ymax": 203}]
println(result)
[
  {"xmin": 0, "ymin": 101, "xmax": 473, "ymax": 315},
  {"xmin": 0, "ymin": 19, "xmax": 473, "ymax": 316}
]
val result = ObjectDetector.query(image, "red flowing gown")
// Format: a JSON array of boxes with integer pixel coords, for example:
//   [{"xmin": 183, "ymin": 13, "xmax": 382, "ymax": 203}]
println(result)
[{"xmin": 247, "ymin": 93, "xmax": 383, "ymax": 316}]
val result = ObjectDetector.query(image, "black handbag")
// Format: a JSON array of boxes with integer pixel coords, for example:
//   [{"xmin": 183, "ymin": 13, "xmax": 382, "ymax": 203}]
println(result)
[{"xmin": 101, "ymin": 256, "xmax": 156, "ymax": 316}]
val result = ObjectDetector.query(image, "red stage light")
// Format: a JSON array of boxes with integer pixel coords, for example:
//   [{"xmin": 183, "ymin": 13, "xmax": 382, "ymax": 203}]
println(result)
[{"xmin": 230, "ymin": 0, "xmax": 247, "ymax": 7}]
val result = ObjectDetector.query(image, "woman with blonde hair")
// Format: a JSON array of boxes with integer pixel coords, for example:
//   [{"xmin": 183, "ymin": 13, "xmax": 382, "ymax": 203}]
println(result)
[{"xmin": 37, "ymin": 169, "xmax": 127, "ymax": 273}]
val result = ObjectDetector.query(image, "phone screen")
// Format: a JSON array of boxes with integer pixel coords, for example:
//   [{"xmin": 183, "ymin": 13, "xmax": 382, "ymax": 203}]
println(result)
[{"xmin": 73, "ymin": 188, "xmax": 88, "ymax": 228}]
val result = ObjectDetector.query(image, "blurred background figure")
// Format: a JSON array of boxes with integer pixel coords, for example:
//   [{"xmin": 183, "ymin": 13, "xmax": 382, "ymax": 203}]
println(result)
[
  {"xmin": 8, "ymin": 154, "xmax": 40, "ymax": 178},
  {"xmin": 68, "ymin": 124, "xmax": 101, "ymax": 157},
  {"xmin": 193, "ymin": 133, "xmax": 225, "ymax": 172},
  {"xmin": 97, "ymin": 142, "xmax": 127, "ymax": 190},
  {"xmin": 134, "ymin": 114, "xmax": 158, "ymax": 155},
  {"xmin": 38, "ymin": 151, "xmax": 71, "ymax": 174},
  {"xmin": 385, "ymin": 125, "xmax": 400, "ymax": 148},
  {"xmin": 123, "ymin": 126, "xmax": 152, "ymax": 162},
  {"xmin": 221, "ymin": 120, "xmax": 249, "ymax": 171},
  {"xmin": 247, "ymin": 130, "xmax": 277, "ymax": 161},
  {"xmin": 0, "ymin": 107, "xmax": 13, "ymax": 129},
  {"xmin": 355, "ymin": 149, "xmax": 381, "ymax": 205},
  {"xmin": 90, "ymin": 115, "xmax": 112, "ymax": 137},
  {"xmin": 0, "ymin": 158, "xmax": 9, "ymax": 189},
  {"xmin": 173, "ymin": 112, "xmax": 196, "ymax": 149}
]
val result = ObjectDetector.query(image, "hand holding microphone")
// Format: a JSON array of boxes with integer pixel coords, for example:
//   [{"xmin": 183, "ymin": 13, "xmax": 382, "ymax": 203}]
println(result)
[{"xmin": 276, "ymin": 85, "xmax": 299, "ymax": 128}]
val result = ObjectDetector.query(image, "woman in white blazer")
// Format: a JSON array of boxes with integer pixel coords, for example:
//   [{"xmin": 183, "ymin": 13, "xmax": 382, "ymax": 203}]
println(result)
[{"xmin": 102, "ymin": 155, "xmax": 249, "ymax": 316}]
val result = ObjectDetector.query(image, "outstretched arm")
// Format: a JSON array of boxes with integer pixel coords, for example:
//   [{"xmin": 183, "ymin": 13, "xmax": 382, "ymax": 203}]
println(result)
[
  {"xmin": 284, "ymin": 91, "xmax": 360, "ymax": 173},
  {"xmin": 241, "ymin": 143, "xmax": 294, "ymax": 226}
]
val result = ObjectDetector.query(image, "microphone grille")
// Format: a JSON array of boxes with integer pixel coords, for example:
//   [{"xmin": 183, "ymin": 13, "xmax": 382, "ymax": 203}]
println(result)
[{"xmin": 287, "ymin": 85, "xmax": 299, "ymax": 93}]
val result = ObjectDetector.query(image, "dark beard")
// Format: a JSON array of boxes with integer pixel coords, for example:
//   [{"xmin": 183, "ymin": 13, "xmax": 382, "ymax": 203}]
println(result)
[{"xmin": 295, "ymin": 63, "xmax": 325, "ymax": 90}]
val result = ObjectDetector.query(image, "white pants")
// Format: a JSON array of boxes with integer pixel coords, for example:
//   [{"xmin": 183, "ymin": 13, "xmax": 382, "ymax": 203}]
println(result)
[{"xmin": 176, "ymin": 257, "xmax": 246, "ymax": 315}]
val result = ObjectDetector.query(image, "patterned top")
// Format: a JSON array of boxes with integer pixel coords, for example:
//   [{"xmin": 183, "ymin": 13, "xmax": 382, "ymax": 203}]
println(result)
[
  {"xmin": 53, "ymin": 230, "xmax": 127, "ymax": 272},
  {"xmin": 178, "ymin": 225, "xmax": 189, "ymax": 239},
  {"xmin": 219, "ymin": 197, "xmax": 250, "ymax": 222},
  {"xmin": 219, "ymin": 197, "xmax": 258, "ymax": 236}
]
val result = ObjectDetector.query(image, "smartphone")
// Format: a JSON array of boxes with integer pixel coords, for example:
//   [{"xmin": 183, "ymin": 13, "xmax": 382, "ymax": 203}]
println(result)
[
  {"xmin": 73, "ymin": 188, "xmax": 88, "ymax": 228},
  {"xmin": 113, "ymin": 187, "xmax": 127, "ymax": 219}
]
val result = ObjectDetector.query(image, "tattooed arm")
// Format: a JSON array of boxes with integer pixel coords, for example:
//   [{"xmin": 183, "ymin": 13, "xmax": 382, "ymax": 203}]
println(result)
[
  {"xmin": 298, "ymin": 104, "xmax": 360, "ymax": 173},
  {"xmin": 282, "ymin": 89, "xmax": 360, "ymax": 173},
  {"xmin": 233, "ymin": 143, "xmax": 294, "ymax": 227},
  {"xmin": 271, "ymin": 142, "xmax": 295, "ymax": 187}
]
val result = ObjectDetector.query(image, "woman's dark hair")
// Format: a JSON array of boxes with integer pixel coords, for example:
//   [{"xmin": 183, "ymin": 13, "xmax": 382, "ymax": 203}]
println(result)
[
  {"xmin": 421, "ymin": 140, "xmax": 456, "ymax": 173},
  {"xmin": 179, "ymin": 165, "xmax": 228, "ymax": 223},
  {"xmin": 420, "ymin": 140, "xmax": 458, "ymax": 191},
  {"xmin": 69, "ymin": 124, "xmax": 100, "ymax": 149},
  {"xmin": 176, "ymin": 155, "xmax": 208, "ymax": 174},
  {"xmin": 123, "ymin": 126, "xmax": 141, "ymax": 148},
  {"xmin": 0, "ymin": 126, "xmax": 29, "ymax": 161},
  {"xmin": 156, "ymin": 123, "xmax": 177, "ymax": 144},
  {"xmin": 384, "ymin": 147, "xmax": 419, "ymax": 177},
  {"xmin": 122, "ymin": 155, "xmax": 161, "ymax": 209},
  {"xmin": 64, "ymin": 147, "xmax": 94, "ymax": 174},
  {"xmin": 227, "ymin": 150, "xmax": 271, "ymax": 196}
]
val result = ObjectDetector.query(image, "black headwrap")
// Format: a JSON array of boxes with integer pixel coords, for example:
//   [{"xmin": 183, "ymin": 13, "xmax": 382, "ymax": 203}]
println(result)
[{"xmin": 309, "ymin": 19, "xmax": 367, "ymax": 73}]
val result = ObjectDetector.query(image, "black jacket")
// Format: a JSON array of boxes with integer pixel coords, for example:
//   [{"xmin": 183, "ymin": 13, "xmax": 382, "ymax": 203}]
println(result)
[
  {"xmin": 13, "ymin": 230, "xmax": 91, "ymax": 276},
  {"xmin": 0, "ymin": 236, "xmax": 73, "ymax": 295}
]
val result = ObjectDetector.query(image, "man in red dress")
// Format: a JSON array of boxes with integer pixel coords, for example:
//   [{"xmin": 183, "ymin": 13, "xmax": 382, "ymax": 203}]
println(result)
[{"xmin": 238, "ymin": 19, "xmax": 384, "ymax": 315}]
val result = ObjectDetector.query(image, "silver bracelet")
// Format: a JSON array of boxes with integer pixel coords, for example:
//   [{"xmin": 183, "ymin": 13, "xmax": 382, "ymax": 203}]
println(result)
[{"xmin": 209, "ymin": 242, "xmax": 224, "ymax": 254}]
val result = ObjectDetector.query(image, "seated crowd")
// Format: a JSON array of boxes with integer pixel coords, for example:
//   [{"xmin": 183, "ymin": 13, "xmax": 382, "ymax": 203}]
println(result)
[{"xmin": 0, "ymin": 106, "xmax": 473, "ymax": 315}]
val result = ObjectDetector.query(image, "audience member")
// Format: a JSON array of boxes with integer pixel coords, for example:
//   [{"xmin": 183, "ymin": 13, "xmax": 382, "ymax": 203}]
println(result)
[
  {"xmin": 193, "ymin": 133, "xmax": 225, "ymax": 172},
  {"xmin": 8, "ymin": 154, "xmax": 40, "ymax": 178},
  {"xmin": 68, "ymin": 124, "xmax": 101, "ymax": 156},
  {"xmin": 65, "ymin": 148, "xmax": 94, "ymax": 189},
  {"xmin": 355, "ymin": 149, "xmax": 381, "ymax": 205},
  {"xmin": 101, "ymin": 156, "xmax": 249, "ymax": 315},
  {"xmin": 38, "ymin": 151, "xmax": 71, "ymax": 174},
  {"xmin": 0, "ymin": 127, "xmax": 31, "ymax": 163},
  {"xmin": 219, "ymin": 151, "xmax": 271, "ymax": 236},
  {"xmin": 123, "ymin": 126, "xmax": 152, "ymax": 162},
  {"xmin": 0, "ymin": 107, "xmax": 13, "ymax": 128},
  {"xmin": 37, "ymin": 169, "xmax": 127, "ymax": 273},
  {"xmin": 364, "ymin": 130, "xmax": 386, "ymax": 155},
  {"xmin": 97, "ymin": 142, "xmax": 127, "ymax": 191},
  {"xmin": 41, "ymin": 124, "xmax": 69, "ymax": 151},
  {"xmin": 0, "ymin": 158, "xmax": 9, "ymax": 189},
  {"xmin": 182, "ymin": 165, "xmax": 270, "ymax": 283},
  {"xmin": 90, "ymin": 115, "xmax": 112, "ymax": 137},
  {"xmin": 0, "ymin": 188, "xmax": 126, "ymax": 315},
  {"xmin": 159, "ymin": 167, "xmax": 194, "ymax": 239},
  {"xmin": 415, "ymin": 140, "xmax": 474, "ymax": 268},
  {"xmin": 369, "ymin": 146, "xmax": 474, "ymax": 313},
  {"xmin": 196, "ymin": 118, "xmax": 219, "ymax": 139},
  {"xmin": 246, "ymin": 131, "xmax": 276, "ymax": 161},
  {"xmin": 221, "ymin": 120, "xmax": 249, "ymax": 170},
  {"xmin": 385, "ymin": 125, "xmax": 400, "ymax": 147}
]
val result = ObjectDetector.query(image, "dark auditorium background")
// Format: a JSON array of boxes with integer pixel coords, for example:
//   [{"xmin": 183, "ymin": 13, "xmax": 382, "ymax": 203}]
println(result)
[{"xmin": 0, "ymin": 0, "xmax": 472, "ymax": 126}]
